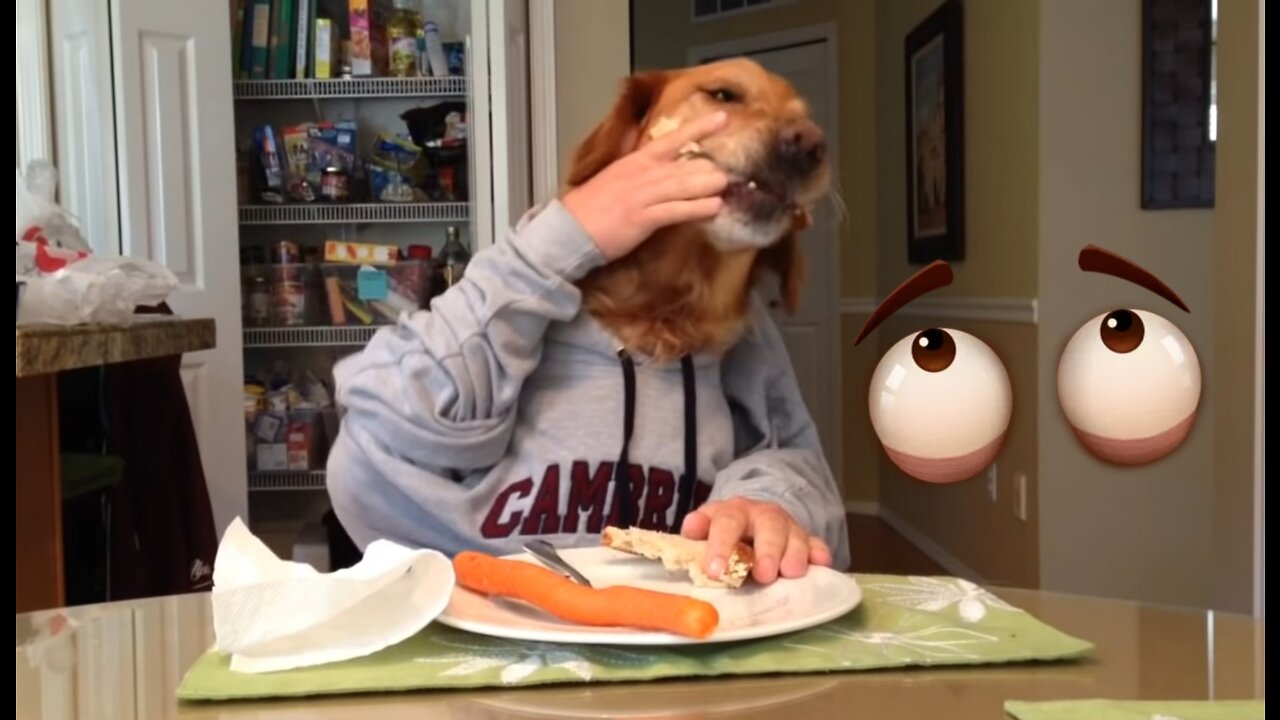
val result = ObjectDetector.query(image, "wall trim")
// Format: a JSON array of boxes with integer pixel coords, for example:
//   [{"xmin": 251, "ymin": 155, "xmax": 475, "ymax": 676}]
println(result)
[
  {"xmin": 879, "ymin": 506, "xmax": 984, "ymax": 582},
  {"xmin": 16, "ymin": 0, "xmax": 54, "ymax": 170},
  {"xmin": 844, "ymin": 500, "xmax": 881, "ymax": 516},
  {"xmin": 528, "ymin": 0, "xmax": 559, "ymax": 203},
  {"xmin": 840, "ymin": 296, "xmax": 1039, "ymax": 325}
]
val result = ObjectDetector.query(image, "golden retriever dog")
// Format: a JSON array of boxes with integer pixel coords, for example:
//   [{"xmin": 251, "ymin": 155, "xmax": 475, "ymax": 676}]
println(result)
[{"xmin": 565, "ymin": 58, "xmax": 832, "ymax": 361}]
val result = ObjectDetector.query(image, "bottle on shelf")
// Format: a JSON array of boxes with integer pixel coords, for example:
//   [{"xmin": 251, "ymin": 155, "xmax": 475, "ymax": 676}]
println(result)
[
  {"xmin": 387, "ymin": 0, "xmax": 423, "ymax": 78},
  {"xmin": 405, "ymin": 244, "xmax": 434, "ymax": 309},
  {"xmin": 438, "ymin": 226, "xmax": 471, "ymax": 291}
]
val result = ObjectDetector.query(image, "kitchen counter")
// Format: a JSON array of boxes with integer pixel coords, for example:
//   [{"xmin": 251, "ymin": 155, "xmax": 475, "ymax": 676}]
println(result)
[
  {"xmin": 15, "ymin": 316, "xmax": 217, "ymax": 613},
  {"xmin": 16, "ymin": 317, "xmax": 216, "ymax": 377}
]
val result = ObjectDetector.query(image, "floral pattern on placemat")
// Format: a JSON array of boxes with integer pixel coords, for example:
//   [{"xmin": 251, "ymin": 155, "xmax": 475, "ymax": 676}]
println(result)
[{"xmin": 178, "ymin": 574, "xmax": 1094, "ymax": 701}]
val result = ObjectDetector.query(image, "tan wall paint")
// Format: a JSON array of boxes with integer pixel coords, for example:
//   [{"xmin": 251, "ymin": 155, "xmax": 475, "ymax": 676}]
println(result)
[
  {"xmin": 554, "ymin": 0, "xmax": 632, "ymax": 187},
  {"xmin": 841, "ymin": 312, "xmax": 881, "ymax": 506},
  {"xmin": 1037, "ymin": 0, "xmax": 1215, "ymax": 607},
  {"xmin": 1209, "ymin": 0, "xmax": 1261, "ymax": 614},
  {"xmin": 872, "ymin": 0, "xmax": 1039, "ymax": 583},
  {"xmin": 875, "ymin": 0, "xmax": 1039, "ymax": 300},
  {"xmin": 873, "ymin": 315, "xmax": 1041, "ymax": 587}
]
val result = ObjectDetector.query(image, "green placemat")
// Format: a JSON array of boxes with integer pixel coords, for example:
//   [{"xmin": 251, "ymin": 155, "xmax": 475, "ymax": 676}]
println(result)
[
  {"xmin": 1005, "ymin": 700, "xmax": 1265, "ymax": 720},
  {"xmin": 179, "ymin": 574, "xmax": 1092, "ymax": 701}
]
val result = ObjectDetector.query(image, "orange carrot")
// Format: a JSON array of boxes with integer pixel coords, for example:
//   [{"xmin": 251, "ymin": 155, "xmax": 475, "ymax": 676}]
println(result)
[{"xmin": 453, "ymin": 551, "xmax": 720, "ymax": 639}]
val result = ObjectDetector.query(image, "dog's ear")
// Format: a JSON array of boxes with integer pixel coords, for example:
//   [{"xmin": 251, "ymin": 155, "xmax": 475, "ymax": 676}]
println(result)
[
  {"xmin": 566, "ymin": 71, "xmax": 668, "ymax": 187},
  {"xmin": 757, "ymin": 232, "xmax": 805, "ymax": 314}
]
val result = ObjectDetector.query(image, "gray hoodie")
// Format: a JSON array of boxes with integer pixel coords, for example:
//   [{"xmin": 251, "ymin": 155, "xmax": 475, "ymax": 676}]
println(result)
[{"xmin": 327, "ymin": 200, "xmax": 851, "ymax": 569}]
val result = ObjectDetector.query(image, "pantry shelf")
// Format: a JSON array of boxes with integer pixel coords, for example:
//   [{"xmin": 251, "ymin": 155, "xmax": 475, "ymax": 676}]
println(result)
[
  {"xmin": 249, "ymin": 470, "xmax": 328, "ymax": 491},
  {"xmin": 239, "ymin": 202, "xmax": 469, "ymax": 225},
  {"xmin": 244, "ymin": 326, "xmax": 386, "ymax": 348},
  {"xmin": 234, "ymin": 76, "xmax": 468, "ymax": 100}
]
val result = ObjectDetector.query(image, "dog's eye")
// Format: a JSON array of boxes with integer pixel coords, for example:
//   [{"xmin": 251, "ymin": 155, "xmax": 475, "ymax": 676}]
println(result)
[{"xmin": 705, "ymin": 88, "xmax": 742, "ymax": 104}]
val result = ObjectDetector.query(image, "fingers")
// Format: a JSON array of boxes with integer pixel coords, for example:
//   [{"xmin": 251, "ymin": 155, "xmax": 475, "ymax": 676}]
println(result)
[
  {"xmin": 807, "ymin": 536, "xmax": 833, "ymax": 567},
  {"xmin": 638, "ymin": 164, "xmax": 728, "ymax": 206},
  {"xmin": 682, "ymin": 500, "xmax": 829, "ymax": 584},
  {"xmin": 680, "ymin": 509, "xmax": 712, "ymax": 539},
  {"xmin": 748, "ymin": 510, "xmax": 789, "ymax": 583},
  {"xmin": 642, "ymin": 111, "xmax": 727, "ymax": 159},
  {"xmin": 642, "ymin": 197, "xmax": 724, "ymax": 229},
  {"xmin": 704, "ymin": 504, "xmax": 749, "ymax": 580},
  {"xmin": 779, "ymin": 526, "xmax": 812, "ymax": 579}
]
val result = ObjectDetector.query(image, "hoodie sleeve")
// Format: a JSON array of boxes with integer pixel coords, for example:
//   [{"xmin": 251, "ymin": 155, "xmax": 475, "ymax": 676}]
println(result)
[
  {"xmin": 332, "ymin": 200, "xmax": 605, "ymax": 472},
  {"xmin": 709, "ymin": 297, "xmax": 852, "ymax": 570}
]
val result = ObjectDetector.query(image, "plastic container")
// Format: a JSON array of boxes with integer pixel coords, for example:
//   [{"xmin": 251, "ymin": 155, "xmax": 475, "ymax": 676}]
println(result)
[
  {"xmin": 320, "ymin": 260, "xmax": 429, "ymax": 326},
  {"xmin": 270, "ymin": 264, "xmax": 310, "ymax": 326}
]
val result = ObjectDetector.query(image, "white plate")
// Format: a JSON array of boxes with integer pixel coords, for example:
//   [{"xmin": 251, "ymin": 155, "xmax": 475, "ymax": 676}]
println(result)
[{"xmin": 436, "ymin": 546, "xmax": 861, "ymax": 645}]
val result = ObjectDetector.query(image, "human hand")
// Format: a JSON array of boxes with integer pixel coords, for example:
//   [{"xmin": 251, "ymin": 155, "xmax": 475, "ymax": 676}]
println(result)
[
  {"xmin": 562, "ymin": 112, "xmax": 730, "ymax": 262},
  {"xmin": 681, "ymin": 497, "xmax": 833, "ymax": 585}
]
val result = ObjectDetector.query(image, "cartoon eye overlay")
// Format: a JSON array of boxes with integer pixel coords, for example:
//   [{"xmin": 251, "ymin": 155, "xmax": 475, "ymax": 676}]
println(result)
[
  {"xmin": 855, "ymin": 262, "xmax": 1013, "ymax": 484},
  {"xmin": 854, "ymin": 245, "xmax": 1202, "ymax": 484},
  {"xmin": 1057, "ymin": 245, "xmax": 1201, "ymax": 466}
]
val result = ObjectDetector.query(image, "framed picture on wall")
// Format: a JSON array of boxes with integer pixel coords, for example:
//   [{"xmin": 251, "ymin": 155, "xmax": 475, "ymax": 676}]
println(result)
[{"xmin": 904, "ymin": 0, "xmax": 965, "ymax": 264}]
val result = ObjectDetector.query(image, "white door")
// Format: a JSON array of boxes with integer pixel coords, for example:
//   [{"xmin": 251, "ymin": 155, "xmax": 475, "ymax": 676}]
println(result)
[
  {"xmin": 48, "ymin": 0, "xmax": 120, "ymax": 256},
  {"xmin": 111, "ymin": 0, "xmax": 248, "ymax": 532},
  {"xmin": 691, "ymin": 37, "xmax": 841, "ymax": 475},
  {"xmin": 469, "ymin": 0, "xmax": 532, "ymax": 250}
]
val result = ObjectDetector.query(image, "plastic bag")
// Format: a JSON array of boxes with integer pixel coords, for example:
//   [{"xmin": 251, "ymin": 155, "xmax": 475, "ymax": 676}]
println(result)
[
  {"xmin": 16, "ymin": 162, "xmax": 178, "ymax": 326},
  {"xmin": 16, "ymin": 162, "xmax": 89, "ymax": 252}
]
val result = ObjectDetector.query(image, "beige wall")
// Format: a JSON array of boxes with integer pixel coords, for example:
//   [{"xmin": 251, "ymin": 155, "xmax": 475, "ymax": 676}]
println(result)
[
  {"xmin": 553, "ymin": 0, "xmax": 632, "ymax": 187},
  {"xmin": 870, "ymin": 0, "xmax": 1041, "ymax": 584},
  {"xmin": 1037, "ymin": 0, "xmax": 1216, "ymax": 607},
  {"xmin": 631, "ymin": 0, "xmax": 881, "ymax": 504},
  {"xmin": 1209, "ymin": 0, "xmax": 1261, "ymax": 614},
  {"xmin": 875, "ymin": 0, "xmax": 1039, "ymax": 300},
  {"xmin": 875, "ymin": 316, "xmax": 1040, "ymax": 587}
]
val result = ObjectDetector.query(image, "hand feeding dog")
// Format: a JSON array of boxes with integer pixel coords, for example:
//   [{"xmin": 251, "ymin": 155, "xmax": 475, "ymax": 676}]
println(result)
[{"xmin": 570, "ymin": 57, "xmax": 831, "ymax": 363}]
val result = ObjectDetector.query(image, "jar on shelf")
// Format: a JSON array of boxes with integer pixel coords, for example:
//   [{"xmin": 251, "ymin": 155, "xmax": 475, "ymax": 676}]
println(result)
[{"xmin": 270, "ymin": 264, "xmax": 308, "ymax": 326}]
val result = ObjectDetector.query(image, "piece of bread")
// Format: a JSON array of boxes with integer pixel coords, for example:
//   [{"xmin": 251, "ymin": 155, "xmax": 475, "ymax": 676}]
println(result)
[{"xmin": 602, "ymin": 526, "xmax": 754, "ymax": 589}]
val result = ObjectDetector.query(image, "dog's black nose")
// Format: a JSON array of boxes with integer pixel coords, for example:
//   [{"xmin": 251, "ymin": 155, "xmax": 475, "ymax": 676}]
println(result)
[{"xmin": 777, "ymin": 121, "xmax": 827, "ymax": 178}]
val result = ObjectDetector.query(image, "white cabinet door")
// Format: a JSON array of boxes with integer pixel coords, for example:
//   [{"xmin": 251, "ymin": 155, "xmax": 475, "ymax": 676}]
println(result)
[
  {"xmin": 49, "ymin": 0, "xmax": 120, "ymax": 256},
  {"xmin": 111, "ymin": 0, "xmax": 247, "ymax": 532}
]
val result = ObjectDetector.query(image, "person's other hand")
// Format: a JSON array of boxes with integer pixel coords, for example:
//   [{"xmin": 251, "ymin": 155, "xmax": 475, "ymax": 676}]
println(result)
[{"xmin": 680, "ymin": 497, "xmax": 833, "ymax": 584}]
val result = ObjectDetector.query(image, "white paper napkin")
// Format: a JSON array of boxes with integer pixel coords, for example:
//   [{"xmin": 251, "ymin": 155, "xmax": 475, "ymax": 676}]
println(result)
[{"xmin": 211, "ymin": 518, "xmax": 455, "ymax": 673}]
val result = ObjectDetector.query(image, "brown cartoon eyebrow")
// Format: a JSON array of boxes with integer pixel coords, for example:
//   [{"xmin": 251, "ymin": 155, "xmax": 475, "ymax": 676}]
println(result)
[
  {"xmin": 1078, "ymin": 245, "xmax": 1190, "ymax": 313},
  {"xmin": 854, "ymin": 261, "xmax": 954, "ymax": 346}
]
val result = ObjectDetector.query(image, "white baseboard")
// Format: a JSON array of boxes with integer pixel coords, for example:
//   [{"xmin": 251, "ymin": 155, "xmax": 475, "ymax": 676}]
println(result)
[
  {"xmin": 878, "ymin": 506, "xmax": 984, "ymax": 582},
  {"xmin": 844, "ymin": 500, "xmax": 881, "ymax": 516}
]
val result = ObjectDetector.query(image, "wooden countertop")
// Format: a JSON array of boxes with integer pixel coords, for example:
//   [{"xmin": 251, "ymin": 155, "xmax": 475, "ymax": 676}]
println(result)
[{"xmin": 15, "ymin": 317, "xmax": 217, "ymax": 377}]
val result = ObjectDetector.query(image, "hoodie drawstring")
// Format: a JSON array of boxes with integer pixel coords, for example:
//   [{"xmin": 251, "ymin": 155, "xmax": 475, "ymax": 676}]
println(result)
[{"xmin": 612, "ymin": 350, "xmax": 698, "ymax": 531}]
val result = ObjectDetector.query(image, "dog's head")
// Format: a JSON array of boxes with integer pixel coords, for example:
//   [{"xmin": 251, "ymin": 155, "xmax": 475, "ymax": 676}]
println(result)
[{"xmin": 568, "ymin": 58, "xmax": 830, "ymax": 313}]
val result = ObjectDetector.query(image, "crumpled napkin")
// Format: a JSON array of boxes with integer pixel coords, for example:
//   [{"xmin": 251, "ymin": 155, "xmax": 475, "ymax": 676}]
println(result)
[{"xmin": 211, "ymin": 518, "xmax": 454, "ymax": 673}]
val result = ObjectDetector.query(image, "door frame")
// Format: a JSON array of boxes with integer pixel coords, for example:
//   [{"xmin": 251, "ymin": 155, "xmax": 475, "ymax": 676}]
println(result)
[
  {"xmin": 687, "ymin": 24, "xmax": 845, "ymax": 488},
  {"xmin": 16, "ymin": 0, "xmax": 54, "ymax": 170}
]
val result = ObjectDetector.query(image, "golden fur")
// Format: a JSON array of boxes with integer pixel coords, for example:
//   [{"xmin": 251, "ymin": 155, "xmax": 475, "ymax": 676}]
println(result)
[{"xmin": 564, "ymin": 58, "xmax": 830, "ymax": 361}]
